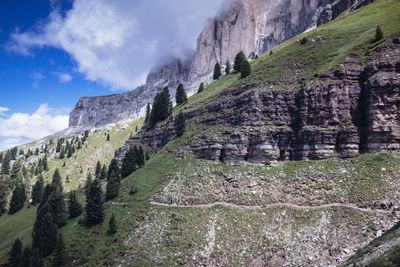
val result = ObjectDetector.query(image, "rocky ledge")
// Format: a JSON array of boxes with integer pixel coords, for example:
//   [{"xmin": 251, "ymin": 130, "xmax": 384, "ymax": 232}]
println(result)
[{"xmin": 115, "ymin": 36, "xmax": 400, "ymax": 166}]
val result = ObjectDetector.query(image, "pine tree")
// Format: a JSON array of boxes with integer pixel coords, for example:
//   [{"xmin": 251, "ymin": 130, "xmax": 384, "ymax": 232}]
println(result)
[
  {"xmin": 0, "ymin": 152, "xmax": 3, "ymax": 163},
  {"xmin": 198, "ymin": 82, "xmax": 205, "ymax": 93},
  {"xmin": 137, "ymin": 146, "xmax": 145, "ymax": 168},
  {"xmin": 241, "ymin": 59, "xmax": 251, "ymax": 79},
  {"xmin": 68, "ymin": 192, "xmax": 83, "ymax": 218},
  {"xmin": 175, "ymin": 83, "xmax": 187, "ymax": 105},
  {"xmin": 51, "ymin": 234, "xmax": 67, "ymax": 267},
  {"xmin": 77, "ymin": 140, "xmax": 81, "ymax": 149},
  {"xmin": 21, "ymin": 246, "xmax": 32, "ymax": 267},
  {"xmin": 1, "ymin": 152, "xmax": 10, "ymax": 175},
  {"xmin": 0, "ymin": 177, "xmax": 9, "ymax": 215},
  {"xmin": 375, "ymin": 25, "xmax": 383, "ymax": 42},
  {"xmin": 10, "ymin": 147, "xmax": 18, "ymax": 160},
  {"xmin": 149, "ymin": 87, "xmax": 172, "ymax": 128},
  {"xmin": 100, "ymin": 164, "xmax": 107, "ymax": 180},
  {"xmin": 43, "ymin": 154, "xmax": 48, "ymax": 171},
  {"xmin": 213, "ymin": 62, "xmax": 221, "ymax": 80},
  {"xmin": 107, "ymin": 159, "xmax": 119, "ymax": 180},
  {"xmin": 85, "ymin": 179, "xmax": 104, "ymax": 226},
  {"xmin": 226, "ymin": 60, "xmax": 231, "ymax": 74},
  {"xmin": 121, "ymin": 146, "xmax": 137, "ymax": 179},
  {"xmin": 234, "ymin": 51, "xmax": 246, "ymax": 72},
  {"xmin": 31, "ymin": 249, "xmax": 43, "ymax": 267},
  {"xmin": 32, "ymin": 202, "xmax": 58, "ymax": 257},
  {"xmin": 85, "ymin": 173, "xmax": 93, "ymax": 197},
  {"xmin": 59, "ymin": 147, "xmax": 65, "ymax": 159},
  {"xmin": 9, "ymin": 184, "xmax": 26, "ymax": 214},
  {"xmin": 52, "ymin": 169, "xmax": 63, "ymax": 192},
  {"xmin": 106, "ymin": 172, "xmax": 120, "ymax": 201},
  {"xmin": 95, "ymin": 161, "xmax": 101, "ymax": 179},
  {"xmin": 106, "ymin": 133, "xmax": 110, "ymax": 141},
  {"xmin": 145, "ymin": 150, "xmax": 150, "ymax": 161},
  {"xmin": 31, "ymin": 175, "xmax": 44, "ymax": 205},
  {"xmin": 9, "ymin": 238, "xmax": 22, "ymax": 267},
  {"xmin": 10, "ymin": 160, "xmax": 21, "ymax": 180},
  {"xmin": 48, "ymin": 187, "xmax": 68, "ymax": 227},
  {"xmin": 135, "ymin": 125, "xmax": 138, "ymax": 133},
  {"xmin": 107, "ymin": 213, "xmax": 117, "ymax": 235},
  {"xmin": 144, "ymin": 103, "xmax": 151, "ymax": 124},
  {"xmin": 174, "ymin": 112, "xmax": 186, "ymax": 137}
]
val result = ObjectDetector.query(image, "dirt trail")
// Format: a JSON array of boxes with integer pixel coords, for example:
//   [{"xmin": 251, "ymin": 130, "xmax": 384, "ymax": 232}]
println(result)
[{"xmin": 150, "ymin": 201, "xmax": 392, "ymax": 213}]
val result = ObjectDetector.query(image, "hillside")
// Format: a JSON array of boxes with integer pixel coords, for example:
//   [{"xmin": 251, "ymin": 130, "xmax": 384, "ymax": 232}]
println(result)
[{"xmin": 1, "ymin": 0, "xmax": 400, "ymax": 266}]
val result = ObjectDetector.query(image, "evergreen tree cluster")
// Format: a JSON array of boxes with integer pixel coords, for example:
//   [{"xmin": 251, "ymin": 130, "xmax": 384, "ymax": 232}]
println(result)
[
  {"xmin": 147, "ymin": 87, "xmax": 172, "ymax": 128},
  {"xmin": 8, "ymin": 184, "xmax": 26, "ymax": 214},
  {"xmin": 121, "ymin": 145, "xmax": 145, "ymax": 178},
  {"xmin": 174, "ymin": 112, "xmax": 186, "ymax": 137}
]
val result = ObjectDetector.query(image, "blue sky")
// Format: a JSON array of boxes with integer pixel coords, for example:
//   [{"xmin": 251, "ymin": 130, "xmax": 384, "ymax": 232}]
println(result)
[{"xmin": 0, "ymin": 0, "xmax": 224, "ymax": 150}]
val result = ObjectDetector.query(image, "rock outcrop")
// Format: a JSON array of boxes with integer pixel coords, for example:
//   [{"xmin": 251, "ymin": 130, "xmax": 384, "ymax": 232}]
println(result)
[
  {"xmin": 70, "ymin": 0, "xmax": 375, "ymax": 129},
  {"xmin": 116, "ymin": 36, "xmax": 400, "ymax": 166}
]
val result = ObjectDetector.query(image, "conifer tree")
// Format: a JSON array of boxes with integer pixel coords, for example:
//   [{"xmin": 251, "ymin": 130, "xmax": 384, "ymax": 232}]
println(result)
[
  {"xmin": 100, "ymin": 164, "xmax": 107, "ymax": 180},
  {"xmin": 31, "ymin": 175, "xmax": 44, "ymax": 205},
  {"xmin": 198, "ymin": 82, "xmax": 205, "ymax": 93},
  {"xmin": 31, "ymin": 249, "xmax": 43, "ymax": 267},
  {"xmin": 226, "ymin": 60, "xmax": 231, "ymax": 74},
  {"xmin": 48, "ymin": 187, "xmax": 68, "ymax": 227},
  {"xmin": 59, "ymin": 147, "xmax": 65, "ymax": 159},
  {"xmin": 52, "ymin": 169, "xmax": 63, "ymax": 192},
  {"xmin": 213, "ymin": 62, "xmax": 221, "ymax": 80},
  {"xmin": 234, "ymin": 51, "xmax": 246, "ymax": 72},
  {"xmin": 107, "ymin": 159, "xmax": 119, "ymax": 180},
  {"xmin": 0, "ymin": 152, "xmax": 3, "ymax": 162},
  {"xmin": 241, "ymin": 59, "xmax": 251, "ymax": 79},
  {"xmin": 1, "ymin": 151, "xmax": 10, "ymax": 175},
  {"xmin": 106, "ymin": 172, "xmax": 120, "ymax": 201},
  {"xmin": 42, "ymin": 154, "xmax": 48, "ymax": 171},
  {"xmin": 9, "ymin": 184, "xmax": 26, "ymax": 214},
  {"xmin": 35, "ymin": 148, "xmax": 39, "ymax": 155},
  {"xmin": 145, "ymin": 150, "xmax": 150, "ymax": 161},
  {"xmin": 10, "ymin": 160, "xmax": 21, "ymax": 180},
  {"xmin": 21, "ymin": 246, "xmax": 32, "ymax": 267},
  {"xmin": 137, "ymin": 146, "xmax": 145, "ymax": 168},
  {"xmin": 85, "ymin": 173, "xmax": 93, "ymax": 197},
  {"xmin": 174, "ymin": 112, "xmax": 186, "ymax": 137},
  {"xmin": 10, "ymin": 147, "xmax": 18, "ymax": 160},
  {"xmin": 95, "ymin": 161, "xmax": 101, "ymax": 179},
  {"xmin": 68, "ymin": 192, "xmax": 83, "ymax": 218},
  {"xmin": 149, "ymin": 87, "xmax": 172, "ymax": 128},
  {"xmin": 9, "ymin": 238, "xmax": 22, "ymax": 267},
  {"xmin": 375, "ymin": 25, "xmax": 383, "ymax": 42},
  {"xmin": 106, "ymin": 133, "xmax": 110, "ymax": 141},
  {"xmin": 0, "ymin": 177, "xmax": 9, "ymax": 215},
  {"xmin": 107, "ymin": 213, "xmax": 117, "ymax": 235},
  {"xmin": 85, "ymin": 179, "xmax": 104, "ymax": 226},
  {"xmin": 51, "ymin": 234, "xmax": 67, "ymax": 267},
  {"xmin": 144, "ymin": 103, "xmax": 151, "ymax": 124},
  {"xmin": 121, "ymin": 146, "xmax": 137, "ymax": 179},
  {"xmin": 175, "ymin": 83, "xmax": 187, "ymax": 105},
  {"xmin": 32, "ymin": 202, "xmax": 58, "ymax": 257},
  {"xmin": 21, "ymin": 247, "xmax": 32, "ymax": 267}
]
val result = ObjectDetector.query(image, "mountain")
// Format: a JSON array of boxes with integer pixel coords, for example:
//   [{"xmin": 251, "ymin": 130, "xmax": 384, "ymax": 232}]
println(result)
[
  {"xmin": 69, "ymin": 0, "xmax": 372, "ymax": 129},
  {"xmin": 2, "ymin": 0, "xmax": 400, "ymax": 266}
]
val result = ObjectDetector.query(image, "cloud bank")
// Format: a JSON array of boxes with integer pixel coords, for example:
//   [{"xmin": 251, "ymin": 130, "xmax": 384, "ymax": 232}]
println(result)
[
  {"xmin": 0, "ymin": 104, "xmax": 69, "ymax": 151},
  {"xmin": 8, "ymin": 0, "xmax": 225, "ymax": 90}
]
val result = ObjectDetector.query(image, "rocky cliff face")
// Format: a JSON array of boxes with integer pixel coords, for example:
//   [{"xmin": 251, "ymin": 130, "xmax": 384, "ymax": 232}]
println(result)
[
  {"xmin": 69, "ymin": 0, "xmax": 371, "ymax": 129},
  {"xmin": 115, "ymin": 36, "xmax": 400, "ymax": 166}
]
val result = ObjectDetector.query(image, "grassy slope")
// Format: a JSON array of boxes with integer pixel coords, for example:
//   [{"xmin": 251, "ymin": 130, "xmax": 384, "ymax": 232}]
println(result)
[
  {"xmin": 0, "ymin": 119, "xmax": 143, "ymax": 264},
  {"xmin": 2, "ymin": 0, "xmax": 400, "ymax": 265}
]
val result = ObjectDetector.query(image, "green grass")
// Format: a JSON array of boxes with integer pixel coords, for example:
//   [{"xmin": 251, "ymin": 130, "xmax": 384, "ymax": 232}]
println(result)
[{"xmin": 0, "ymin": 206, "xmax": 37, "ymax": 263}]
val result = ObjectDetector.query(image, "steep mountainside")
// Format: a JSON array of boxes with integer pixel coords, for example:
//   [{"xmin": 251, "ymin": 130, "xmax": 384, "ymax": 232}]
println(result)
[{"xmin": 69, "ymin": 0, "xmax": 373, "ymax": 129}]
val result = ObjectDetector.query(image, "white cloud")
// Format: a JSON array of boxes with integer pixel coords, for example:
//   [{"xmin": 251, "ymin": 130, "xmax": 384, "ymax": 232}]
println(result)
[
  {"xmin": 0, "ymin": 104, "xmax": 69, "ymax": 151},
  {"xmin": 52, "ymin": 72, "xmax": 72, "ymax": 83},
  {"xmin": 33, "ymin": 72, "xmax": 44, "ymax": 80},
  {"xmin": 0, "ymin": 107, "xmax": 9, "ymax": 116},
  {"xmin": 7, "ymin": 0, "xmax": 224, "ymax": 90}
]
